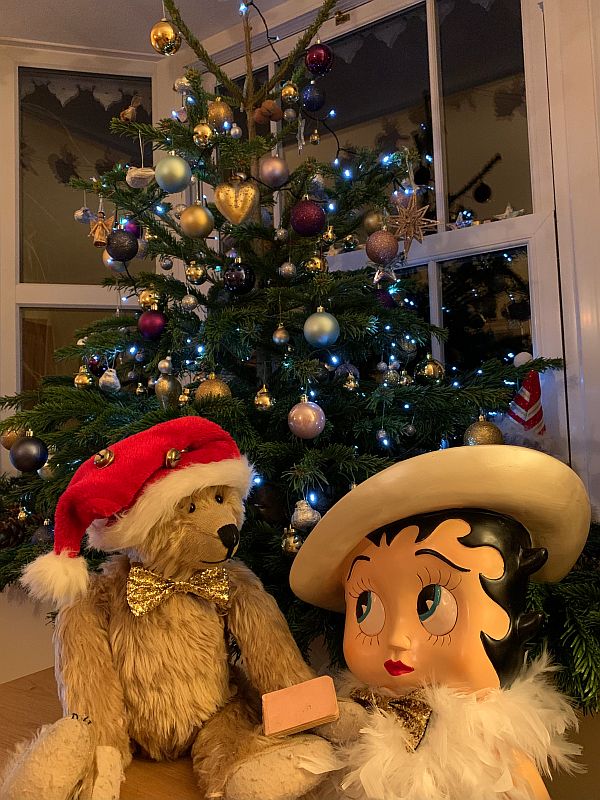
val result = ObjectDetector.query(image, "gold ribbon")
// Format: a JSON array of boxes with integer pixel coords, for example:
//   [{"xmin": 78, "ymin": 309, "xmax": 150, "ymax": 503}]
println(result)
[
  {"xmin": 350, "ymin": 687, "xmax": 432, "ymax": 752},
  {"xmin": 126, "ymin": 564, "xmax": 230, "ymax": 617}
]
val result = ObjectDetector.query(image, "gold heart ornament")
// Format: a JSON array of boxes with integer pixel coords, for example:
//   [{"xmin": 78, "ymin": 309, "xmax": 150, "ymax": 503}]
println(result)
[{"xmin": 214, "ymin": 180, "xmax": 259, "ymax": 225}]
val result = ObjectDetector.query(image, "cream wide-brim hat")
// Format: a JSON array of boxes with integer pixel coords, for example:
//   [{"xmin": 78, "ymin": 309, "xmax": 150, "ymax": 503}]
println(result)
[{"xmin": 289, "ymin": 445, "xmax": 591, "ymax": 612}]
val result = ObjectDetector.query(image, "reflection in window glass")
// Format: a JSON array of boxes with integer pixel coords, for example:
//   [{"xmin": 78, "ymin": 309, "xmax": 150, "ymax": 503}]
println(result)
[
  {"xmin": 441, "ymin": 247, "xmax": 531, "ymax": 369},
  {"xmin": 283, "ymin": 5, "xmax": 433, "ymax": 219},
  {"xmin": 19, "ymin": 68, "xmax": 152, "ymax": 284},
  {"xmin": 438, "ymin": 0, "xmax": 532, "ymax": 223},
  {"xmin": 21, "ymin": 308, "xmax": 118, "ymax": 390},
  {"xmin": 396, "ymin": 264, "xmax": 430, "ymax": 322},
  {"xmin": 222, "ymin": 68, "xmax": 270, "ymax": 139}
]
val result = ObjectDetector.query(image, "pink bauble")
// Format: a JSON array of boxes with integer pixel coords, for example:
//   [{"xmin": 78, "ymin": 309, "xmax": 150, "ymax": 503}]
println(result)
[
  {"xmin": 366, "ymin": 230, "xmax": 399, "ymax": 265},
  {"xmin": 138, "ymin": 310, "xmax": 167, "ymax": 340},
  {"xmin": 288, "ymin": 400, "xmax": 326, "ymax": 439},
  {"xmin": 290, "ymin": 199, "xmax": 326, "ymax": 237},
  {"xmin": 305, "ymin": 42, "xmax": 334, "ymax": 77},
  {"xmin": 123, "ymin": 218, "xmax": 142, "ymax": 238},
  {"xmin": 259, "ymin": 156, "xmax": 289, "ymax": 189}
]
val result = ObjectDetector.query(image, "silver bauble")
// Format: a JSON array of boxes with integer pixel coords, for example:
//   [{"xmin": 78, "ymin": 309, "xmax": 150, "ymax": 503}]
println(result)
[
  {"xmin": 155, "ymin": 373, "xmax": 182, "ymax": 410},
  {"xmin": 74, "ymin": 206, "xmax": 96, "ymax": 223},
  {"xmin": 173, "ymin": 76, "xmax": 192, "ymax": 93},
  {"xmin": 155, "ymin": 155, "xmax": 192, "ymax": 194},
  {"xmin": 259, "ymin": 155, "xmax": 290, "ymax": 189},
  {"xmin": 173, "ymin": 203, "xmax": 187, "ymax": 219},
  {"xmin": 288, "ymin": 397, "xmax": 326, "ymax": 439},
  {"xmin": 173, "ymin": 105, "xmax": 188, "ymax": 123},
  {"xmin": 160, "ymin": 256, "xmax": 174, "ymax": 271},
  {"xmin": 283, "ymin": 108, "xmax": 297, "ymax": 122},
  {"xmin": 274, "ymin": 227, "xmax": 288, "ymax": 242},
  {"xmin": 376, "ymin": 361, "xmax": 388, "ymax": 373},
  {"xmin": 102, "ymin": 249, "xmax": 126, "ymax": 273},
  {"xmin": 278, "ymin": 261, "xmax": 297, "ymax": 279},
  {"xmin": 126, "ymin": 166, "xmax": 155, "ymax": 189},
  {"xmin": 291, "ymin": 499, "xmax": 321, "ymax": 532},
  {"xmin": 303, "ymin": 307, "xmax": 340, "ymax": 347},
  {"xmin": 281, "ymin": 527, "xmax": 303, "ymax": 556},
  {"xmin": 135, "ymin": 238, "xmax": 148, "ymax": 259},
  {"xmin": 363, "ymin": 209, "xmax": 384, "ymax": 235},
  {"xmin": 98, "ymin": 368, "xmax": 121, "ymax": 393},
  {"xmin": 376, "ymin": 429, "xmax": 390, "ymax": 445},
  {"xmin": 230, "ymin": 123, "xmax": 243, "ymax": 140},
  {"xmin": 182, "ymin": 293, "xmax": 199, "ymax": 311}
]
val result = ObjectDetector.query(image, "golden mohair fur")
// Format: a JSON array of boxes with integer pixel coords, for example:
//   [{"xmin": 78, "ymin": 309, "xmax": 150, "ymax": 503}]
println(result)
[{"xmin": 45, "ymin": 484, "xmax": 325, "ymax": 799}]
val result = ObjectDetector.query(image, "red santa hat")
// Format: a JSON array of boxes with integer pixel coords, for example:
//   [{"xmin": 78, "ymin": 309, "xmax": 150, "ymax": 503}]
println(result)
[{"xmin": 21, "ymin": 417, "xmax": 253, "ymax": 607}]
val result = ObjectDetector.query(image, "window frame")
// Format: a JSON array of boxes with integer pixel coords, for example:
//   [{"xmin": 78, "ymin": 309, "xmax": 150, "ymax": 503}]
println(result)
[
  {"xmin": 0, "ymin": 45, "xmax": 157, "ymax": 473},
  {"xmin": 196, "ymin": 0, "xmax": 567, "ymax": 457}
]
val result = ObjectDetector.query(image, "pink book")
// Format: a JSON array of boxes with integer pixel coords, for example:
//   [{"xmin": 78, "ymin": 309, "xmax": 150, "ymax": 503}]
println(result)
[{"xmin": 262, "ymin": 676, "xmax": 339, "ymax": 737}]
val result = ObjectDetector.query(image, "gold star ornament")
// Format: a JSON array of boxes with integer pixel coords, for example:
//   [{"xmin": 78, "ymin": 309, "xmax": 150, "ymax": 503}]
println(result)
[{"xmin": 387, "ymin": 194, "xmax": 439, "ymax": 256}]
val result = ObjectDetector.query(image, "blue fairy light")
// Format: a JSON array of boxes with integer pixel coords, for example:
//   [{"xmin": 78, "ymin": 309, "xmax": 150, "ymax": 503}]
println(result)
[
  {"xmin": 327, "ymin": 202, "xmax": 336, "ymax": 212},
  {"xmin": 328, "ymin": 109, "xmax": 336, "ymax": 118},
  {"xmin": 253, "ymin": 475, "xmax": 262, "ymax": 485},
  {"xmin": 343, "ymin": 168, "xmax": 352, "ymax": 179},
  {"xmin": 155, "ymin": 205, "xmax": 165, "ymax": 214},
  {"xmin": 128, "ymin": 345, "xmax": 137, "ymax": 355},
  {"xmin": 308, "ymin": 491, "xmax": 318, "ymax": 504},
  {"xmin": 239, "ymin": 2, "xmax": 248, "ymax": 12}
]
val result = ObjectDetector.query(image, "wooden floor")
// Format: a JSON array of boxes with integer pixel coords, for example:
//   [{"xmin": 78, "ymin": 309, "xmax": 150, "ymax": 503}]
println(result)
[{"xmin": 0, "ymin": 668, "xmax": 200, "ymax": 799}]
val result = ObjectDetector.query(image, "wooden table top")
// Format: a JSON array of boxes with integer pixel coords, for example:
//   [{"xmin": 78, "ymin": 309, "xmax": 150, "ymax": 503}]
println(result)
[{"xmin": 0, "ymin": 668, "xmax": 200, "ymax": 799}]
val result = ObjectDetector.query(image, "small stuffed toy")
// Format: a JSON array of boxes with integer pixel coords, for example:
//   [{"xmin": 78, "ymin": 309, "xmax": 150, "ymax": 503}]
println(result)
[
  {"xmin": 3, "ymin": 418, "xmax": 337, "ymax": 800},
  {"xmin": 291, "ymin": 444, "xmax": 591, "ymax": 800}
]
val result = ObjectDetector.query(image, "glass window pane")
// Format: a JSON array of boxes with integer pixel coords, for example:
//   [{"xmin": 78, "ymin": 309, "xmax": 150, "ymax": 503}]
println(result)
[
  {"xmin": 440, "ymin": 247, "xmax": 531, "ymax": 369},
  {"xmin": 21, "ymin": 308, "xmax": 114, "ymax": 390},
  {"xmin": 282, "ymin": 5, "xmax": 434, "ymax": 223},
  {"xmin": 396, "ymin": 264, "xmax": 430, "ymax": 321},
  {"xmin": 221, "ymin": 68, "xmax": 270, "ymax": 139},
  {"xmin": 19, "ymin": 68, "xmax": 152, "ymax": 284},
  {"xmin": 438, "ymin": 0, "xmax": 532, "ymax": 223}
]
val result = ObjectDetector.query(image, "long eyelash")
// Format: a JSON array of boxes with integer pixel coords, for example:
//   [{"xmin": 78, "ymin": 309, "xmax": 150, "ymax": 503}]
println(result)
[
  {"xmin": 427, "ymin": 632, "xmax": 453, "ymax": 647},
  {"xmin": 347, "ymin": 576, "xmax": 375, "ymax": 599}
]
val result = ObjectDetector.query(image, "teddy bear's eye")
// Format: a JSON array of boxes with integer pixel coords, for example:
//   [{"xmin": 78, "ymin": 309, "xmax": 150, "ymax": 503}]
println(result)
[
  {"xmin": 215, "ymin": 494, "xmax": 224, "ymax": 504},
  {"xmin": 188, "ymin": 502, "xmax": 196, "ymax": 513}
]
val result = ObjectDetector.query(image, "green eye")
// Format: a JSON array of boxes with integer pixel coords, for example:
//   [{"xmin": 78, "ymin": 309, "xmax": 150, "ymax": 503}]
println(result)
[
  {"xmin": 354, "ymin": 590, "xmax": 385, "ymax": 636},
  {"xmin": 417, "ymin": 584, "xmax": 458, "ymax": 635}
]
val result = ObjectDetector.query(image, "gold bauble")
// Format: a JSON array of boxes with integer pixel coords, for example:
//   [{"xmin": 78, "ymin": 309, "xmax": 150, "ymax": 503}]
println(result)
[
  {"xmin": 309, "ymin": 129, "xmax": 321, "ymax": 146},
  {"xmin": 150, "ymin": 18, "xmax": 181, "ymax": 56},
  {"xmin": 281, "ymin": 526, "xmax": 303, "ymax": 556},
  {"xmin": 185, "ymin": 262, "xmax": 207, "ymax": 285},
  {"xmin": 38, "ymin": 457, "xmax": 55, "ymax": 480},
  {"xmin": 303, "ymin": 254, "xmax": 329, "ymax": 274},
  {"xmin": 281, "ymin": 81, "xmax": 299, "ymax": 105},
  {"xmin": 135, "ymin": 382, "xmax": 147, "ymax": 397},
  {"xmin": 398, "ymin": 370, "xmax": 413, "ymax": 386},
  {"xmin": 74, "ymin": 365, "xmax": 93, "ymax": 388},
  {"xmin": 343, "ymin": 373, "xmax": 359, "ymax": 391},
  {"xmin": 178, "ymin": 387, "xmax": 191, "ymax": 407},
  {"xmin": 254, "ymin": 384, "xmax": 274, "ymax": 411},
  {"xmin": 207, "ymin": 97, "xmax": 234, "ymax": 131},
  {"xmin": 0, "ymin": 428, "xmax": 24, "ymax": 450},
  {"xmin": 214, "ymin": 179, "xmax": 260, "ymax": 225},
  {"xmin": 17, "ymin": 507, "xmax": 28, "ymax": 522},
  {"xmin": 180, "ymin": 203, "xmax": 215, "ymax": 238},
  {"xmin": 155, "ymin": 373, "xmax": 182, "ymax": 411},
  {"xmin": 139, "ymin": 288, "xmax": 160, "ymax": 310},
  {"xmin": 415, "ymin": 353, "xmax": 445, "ymax": 384},
  {"xmin": 464, "ymin": 415, "xmax": 505, "ymax": 446},
  {"xmin": 194, "ymin": 372, "xmax": 232, "ymax": 400},
  {"xmin": 321, "ymin": 225, "xmax": 336, "ymax": 245},
  {"xmin": 193, "ymin": 121, "xmax": 214, "ymax": 147},
  {"xmin": 363, "ymin": 209, "xmax": 384, "ymax": 235}
]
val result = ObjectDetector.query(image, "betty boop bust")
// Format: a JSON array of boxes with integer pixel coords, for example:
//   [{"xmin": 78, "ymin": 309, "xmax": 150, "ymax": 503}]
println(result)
[{"xmin": 291, "ymin": 445, "xmax": 590, "ymax": 800}]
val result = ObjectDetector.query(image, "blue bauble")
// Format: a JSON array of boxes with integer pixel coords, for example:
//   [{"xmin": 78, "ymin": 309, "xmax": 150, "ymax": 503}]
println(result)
[
  {"xmin": 301, "ymin": 83, "xmax": 325, "ymax": 113},
  {"xmin": 155, "ymin": 155, "xmax": 192, "ymax": 194}
]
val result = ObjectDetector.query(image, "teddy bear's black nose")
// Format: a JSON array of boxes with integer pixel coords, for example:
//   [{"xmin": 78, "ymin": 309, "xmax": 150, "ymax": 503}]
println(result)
[{"xmin": 218, "ymin": 524, "xmax": 240, "ymax": 552}]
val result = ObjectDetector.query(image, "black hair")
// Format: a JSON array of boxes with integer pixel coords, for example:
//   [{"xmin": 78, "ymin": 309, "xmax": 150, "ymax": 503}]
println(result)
[{"xmin": 366, "ymin": 509, "xmax": 548, "ymax": 686}]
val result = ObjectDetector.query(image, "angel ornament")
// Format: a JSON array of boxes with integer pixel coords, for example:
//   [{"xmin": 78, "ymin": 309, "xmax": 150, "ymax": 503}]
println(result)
[{"xmin": 89, "ymin": 199, "xmax": 114, "ymax": 248}]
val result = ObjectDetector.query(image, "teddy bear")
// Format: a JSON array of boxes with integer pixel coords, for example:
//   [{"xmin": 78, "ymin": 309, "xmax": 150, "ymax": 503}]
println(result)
[
  {"xmin": 2, "ymin": 417, "xmax": 353, "ymax": 800},
  {"xmin": 291, "ymin": 445, "xmax": 590, "ymax": 800}
]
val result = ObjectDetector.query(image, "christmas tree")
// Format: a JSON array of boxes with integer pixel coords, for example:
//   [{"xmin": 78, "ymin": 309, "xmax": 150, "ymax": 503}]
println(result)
[{"xmin": 1, "ymin": 0, "xmax": 598, "ymax": 711}]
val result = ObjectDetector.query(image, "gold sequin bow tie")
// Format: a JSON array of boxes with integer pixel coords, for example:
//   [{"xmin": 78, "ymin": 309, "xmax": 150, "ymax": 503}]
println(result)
[
  {"xmin": 350, "ymin": 687, "xmax": 432, "ymax": 751},
  {"xmin": 126, "ymin": 564, "xmax": 230, "ymax": 617}
]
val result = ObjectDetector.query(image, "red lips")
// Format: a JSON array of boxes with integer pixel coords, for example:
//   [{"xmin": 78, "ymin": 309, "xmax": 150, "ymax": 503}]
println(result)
[{"xmin": 384, "ymin": 659, "xmax": 414, "ymax": 677}]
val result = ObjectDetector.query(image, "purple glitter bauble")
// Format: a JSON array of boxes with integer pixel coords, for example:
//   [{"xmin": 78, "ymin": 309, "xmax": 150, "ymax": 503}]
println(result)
[
  {"xmin": 123, "ymin": 217, "xmax": 142, "ymax": 238},
  {"xmin": 290, "ymin": 199, "xmax": 326, "ymax": 237},
  {"xmin": 305, "ymin": 42, "xmax": 334, "ymax": 76},
  {"xmin": 365, "ymin": 230, "xmax": 399, "ymax": 265},
  {"xmin": 106, "ymin": 229, "xmax": 139, "ymax": 262},
  {"xmin": 223, "ymin": 263, "xmax": 255, "ymax": 294},
  {"xmin": 138, "ymin": 310, "xmax": 167, "ymax": 340}
]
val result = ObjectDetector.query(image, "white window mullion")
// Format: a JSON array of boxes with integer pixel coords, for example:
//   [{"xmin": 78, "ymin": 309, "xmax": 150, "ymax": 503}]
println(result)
[
  {"xmin": 427, "ymin": 260, "xmax": 444, "ymax": 363},
  {"xmin": 426, "ymin": 0, "xmax": 448, "ymax": 231}
]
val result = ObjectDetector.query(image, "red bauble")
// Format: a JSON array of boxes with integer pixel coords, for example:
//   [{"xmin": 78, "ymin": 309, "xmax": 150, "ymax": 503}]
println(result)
[
  {"xmin": 138, "ymin": 310, "xmax": 167, "ymax": 340},
  {"xmin": 123, "ymin": 217, "xmax": 142, "ymax": 238},
  {"xmin": 223, "ymin": 263, "xmax": 256, "ymax": 294},
  {"xmin": 305, "ymin": 42, "xmax": 334, "ymax": 76},
  {"xmin": 290, "ymin": 199, "xmax": 326, "ymax": 237},
  {"xmin": 366, "ymin": 230, "xmax": 399, "ymax": 265},
  {"xmin": 87, "ymin": 354, "xmax": 107, "ymax": 377}
]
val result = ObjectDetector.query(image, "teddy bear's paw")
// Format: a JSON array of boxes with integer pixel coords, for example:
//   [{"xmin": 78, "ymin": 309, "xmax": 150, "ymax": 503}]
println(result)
[
  {"xmin": 224, "ymin": 735, "xmax": 339, "ymax": 800},
  {"xmin": 0, "ymin": 715, "xmax": 95, "ymax": 800}
]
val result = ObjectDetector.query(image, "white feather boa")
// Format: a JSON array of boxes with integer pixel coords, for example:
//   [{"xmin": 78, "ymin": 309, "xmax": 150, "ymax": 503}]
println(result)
[{"xmin": 317, "ymin": 655, "xmax": 582, "ymax": 800}]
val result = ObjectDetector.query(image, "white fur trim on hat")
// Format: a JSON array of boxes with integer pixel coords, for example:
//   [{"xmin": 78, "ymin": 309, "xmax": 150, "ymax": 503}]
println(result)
[
  {"xmin": 20, "ymin": 551, "xmax": 89, "ymax": 607},
  {"xmin": 89, "ymin": 456, "xmax": 254, "ymax": 552}
]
